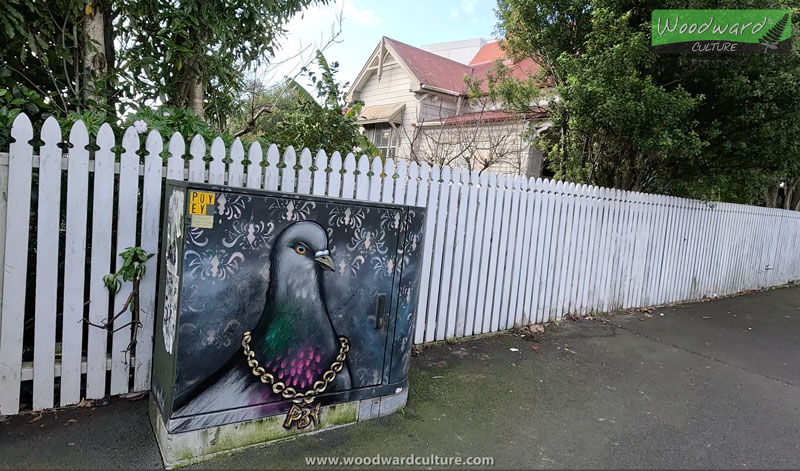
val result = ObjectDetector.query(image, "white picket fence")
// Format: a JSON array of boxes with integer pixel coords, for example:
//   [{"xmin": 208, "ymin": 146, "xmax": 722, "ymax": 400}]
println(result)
[{"xmin": 1, "ymin": 114, "xmax": 799, "ymax": 416}]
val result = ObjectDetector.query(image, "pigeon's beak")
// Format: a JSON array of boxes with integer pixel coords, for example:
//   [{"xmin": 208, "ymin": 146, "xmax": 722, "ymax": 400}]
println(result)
[{"xmin": 315, "ymin": 254, "xmax": 335, "ymax": 271}]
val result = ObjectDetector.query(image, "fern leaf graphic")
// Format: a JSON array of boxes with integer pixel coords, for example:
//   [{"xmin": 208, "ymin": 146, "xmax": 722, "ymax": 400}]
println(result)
[{"xmin": 759, "ymin": 13, "xmax": 790, "ymax": 52}]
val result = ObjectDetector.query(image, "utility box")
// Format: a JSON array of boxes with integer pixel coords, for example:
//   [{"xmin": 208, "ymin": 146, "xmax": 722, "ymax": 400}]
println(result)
[{"xmin": 150, "ymin": 181, "xmax": 425, "ymax": 468}]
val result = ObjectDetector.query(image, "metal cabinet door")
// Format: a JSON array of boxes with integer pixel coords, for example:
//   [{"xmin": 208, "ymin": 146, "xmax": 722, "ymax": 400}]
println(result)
[{"xmin": 170, "ymin": 188, "xmax": 402, "ymax": 419}]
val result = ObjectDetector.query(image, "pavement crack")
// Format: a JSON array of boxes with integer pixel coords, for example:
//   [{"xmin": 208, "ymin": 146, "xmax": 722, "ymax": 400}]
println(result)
[{"xmin": 598, "ymin": 318, "xmax": 799, "ymax": 389}]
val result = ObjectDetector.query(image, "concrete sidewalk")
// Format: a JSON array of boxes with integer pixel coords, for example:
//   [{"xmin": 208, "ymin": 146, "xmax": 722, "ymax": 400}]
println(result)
[{"xmin": 2, "ymin": 287, "xmax": 799, "ymax": 469}]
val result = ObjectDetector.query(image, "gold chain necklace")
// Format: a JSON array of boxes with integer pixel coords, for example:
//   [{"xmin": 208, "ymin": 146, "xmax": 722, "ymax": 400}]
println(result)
[{"xmin": 241, "ymin": 331, "xmax": 349, "ymax": 405}]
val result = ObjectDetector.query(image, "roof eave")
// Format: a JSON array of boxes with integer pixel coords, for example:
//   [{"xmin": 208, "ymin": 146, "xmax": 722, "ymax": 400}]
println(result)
[{"xmin": 419, "ymin": 84, "xmax": 464, "ymax": 97}]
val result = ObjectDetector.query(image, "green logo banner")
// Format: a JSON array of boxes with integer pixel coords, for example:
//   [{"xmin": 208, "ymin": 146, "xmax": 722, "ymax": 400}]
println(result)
[{"xmin": 652, "ymin": 10, "xmax": 792, "ymax": 53}]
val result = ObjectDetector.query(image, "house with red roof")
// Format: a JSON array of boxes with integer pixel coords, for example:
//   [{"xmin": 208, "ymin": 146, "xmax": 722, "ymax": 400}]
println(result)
[{"xmin": 346, "ymin": 37, "xmax": 551, "ymax": 176}]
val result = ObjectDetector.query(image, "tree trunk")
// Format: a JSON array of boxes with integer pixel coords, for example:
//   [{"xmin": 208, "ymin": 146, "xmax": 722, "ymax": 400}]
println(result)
[
  {"xmin": 784, "ymin": 183, "xmax": 795, "ymax": 210},
  {"xmin": 787, "ymin": 177, "xmax": 800, "ymax": 211},
  {"xmin": 186, "ymin": 73, "xmax": 204, "ymax": 118},
  {"xmin": 82, "ymin": 2, "xmax": 106, "ymax": 107},
  {"xmin": 103, "ymin": 2, "xmax": 117, "ymax": 113},
  {"xmin": 766, "ymin": 184, "xmax": 779, "ymax": 207}
]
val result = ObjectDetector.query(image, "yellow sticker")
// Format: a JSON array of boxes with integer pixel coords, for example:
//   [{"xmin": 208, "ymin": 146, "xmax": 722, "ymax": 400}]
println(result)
[
  {"xmin": 189, "ymin": 191, "xmax": 216, "ymax": 215},
  {"xmin": 191, "ymin": 214, "xmax": 214, "ymax": 229}
]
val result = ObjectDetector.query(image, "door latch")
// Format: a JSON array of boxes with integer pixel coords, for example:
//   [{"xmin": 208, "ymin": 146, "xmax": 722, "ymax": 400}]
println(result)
[{"xmin": 375, "ymin": 293, "xmax": 387, "ymax": 330}]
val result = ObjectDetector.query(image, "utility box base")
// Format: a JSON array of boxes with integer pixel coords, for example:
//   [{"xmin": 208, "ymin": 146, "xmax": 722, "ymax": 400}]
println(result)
[{"xmin": 150, "ymin": 388, "xmax": 408, "ymax": 469}]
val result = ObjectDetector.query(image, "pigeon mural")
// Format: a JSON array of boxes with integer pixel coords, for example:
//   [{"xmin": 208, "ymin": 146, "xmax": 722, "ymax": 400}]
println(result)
[
  {"xmin": 173, "ymin": 221, "xmax": 352, "ymax": 420},
  {"xmin": 152, "ymin": 183, "xmax": 426, "ymax": 433}
]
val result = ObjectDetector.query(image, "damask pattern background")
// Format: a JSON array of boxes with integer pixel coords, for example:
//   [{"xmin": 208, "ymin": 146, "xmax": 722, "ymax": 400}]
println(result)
[{"xmin": 172, "ymin": 190, "xmax": 424, "ymax": 410}]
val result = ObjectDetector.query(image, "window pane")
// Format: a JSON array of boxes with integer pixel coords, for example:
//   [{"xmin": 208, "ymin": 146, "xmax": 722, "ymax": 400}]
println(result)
[
  {"xmin": 379, "ymin": 129, "xmax": 390, "ymax": 147},
  {"xmin": 364, "ymin": 123, "xmax": 399, "ymax": 159}
]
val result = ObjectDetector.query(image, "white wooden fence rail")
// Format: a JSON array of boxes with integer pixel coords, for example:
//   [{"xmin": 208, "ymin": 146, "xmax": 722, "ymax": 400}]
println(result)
[{"xmin": 1, "ymin": 114, "xmax": 799, "ymax": 415}]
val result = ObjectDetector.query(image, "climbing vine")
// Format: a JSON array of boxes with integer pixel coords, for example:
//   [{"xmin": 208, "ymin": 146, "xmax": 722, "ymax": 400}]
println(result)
[{"xmin": 84, "ymin": 247, "xmax": 153, "ymax": 362}]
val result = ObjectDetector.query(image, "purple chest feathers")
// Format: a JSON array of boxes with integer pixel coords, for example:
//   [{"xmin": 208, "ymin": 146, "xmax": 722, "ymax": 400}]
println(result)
[{"xmin": 263, "ymin": 343, "xmax": 330, "ymax": 391}]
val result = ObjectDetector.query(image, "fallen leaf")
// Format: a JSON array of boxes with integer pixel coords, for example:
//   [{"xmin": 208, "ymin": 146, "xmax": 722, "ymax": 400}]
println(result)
[
  {"xmin": 531, "ymin": 324, "xmax": 545, "ymax": 333},
  {"xmin": 120, "ymin": 391, "xmax": 147, "ymax": 401},
  {"xmin": 65, "ymin": 419, "xmax": 77, "ymax": 425},
  {"xmin": 75, "ymin": 399, "xmax": 94, "ymax": 408},
  {"xmin": 28, "ymin": 414, "xmax": 42, "ymax": 424}
]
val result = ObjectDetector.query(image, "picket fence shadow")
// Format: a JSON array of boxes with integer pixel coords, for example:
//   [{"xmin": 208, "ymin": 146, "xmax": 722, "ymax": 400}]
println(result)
[{"xmin": 1, "ymin": 114, "xmax": 799, "ymax": 415}]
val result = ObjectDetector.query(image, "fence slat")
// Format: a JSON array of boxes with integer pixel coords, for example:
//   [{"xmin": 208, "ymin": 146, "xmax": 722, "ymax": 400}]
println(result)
[
  {"xmin": 581, "ymin": 187, "xmax": 602, "ymax": 313},
  {"xmin": 229, "ymin": 138, "xmax": 245, "ymax": 187},
  {"xmin": 341, "ymin": 153, "xmax": 356, "ymax": 199},
  {"xmin": 32, "ymin": 117, "xmax": 62, "ymax": 410},
  {"xmin": 464, "ymin": 171, "xmax": 487, "ymax": 335},
  {"xmin": 297, "ymin": 148, "xmax": 312, "ymax": 194},
  {"xmin": 110, "ymin": 127, "xmax": 140, "ymax": 395},
  {"xmin": 209, "ymin": 137, "xmax": 226, "ymax": 185},
  {"xmin": 86, "ymin": 123, "xmax": 115, "ymax": 400},
  {"xmin": 280, "ymin": 146, "xmax": 296, "ymax": 193},
  {"xmin": 489, "ymin": 175, "xmax": 510, "ymax": 331},
  {"xmin": 60, "ymin": 120, "xmax": 90, "ymax": 406},
  {"xmin": 531, "ymin": 179, "xmax": 552, "ymax": 324},
  {"xmin": 382, "ymin": 159, "xmax": 395, "ymax": 204},
  {"xmin": 356, "ymin": 155, "xmax": 370, "ymax": 200},
  {"xmin": 413, "ymin": 163, "xmax": 432, "ymax": 344},
  {"xmin": 394, "ymin": 161, "xmax": 407, "ymax": 205},
  {"xmin": 246, "ymin": 142, "xmax": 263, "ymax": 189},
  {"xmin": 569, "ymin": 185, "xmax": 589, "ymax": 315},
  {"xmin": 369, "ymin": 158, "xmax": 383, "ymax": 202},
  {"xmin": 521, "ymin": 178, "xmax": 543, "ymax": 324},
  {"xmin": 441, "ymin": 169, "xmax": 462, "ymax": 339},
  {"xmin": 454, "ymin": 170, "xmax": 478, "ymax": 337},
  {"xmin": 0, "ymin": 114, "xmax": 33, "ymax": 415},
  {"xmin": 188, "ymin": 135, "xmax": 205, "ymax": 182},
  {"xmin": 421, "ymin": 165, "xmax": 441, "ymax": 342},
  {"xmin": 430, "ymin": 166, "xmax": 452, "ymax": 340},
  {"xmin": 134, "ymin": 130, "xmax": 163, "ymax": 391},
  {"xmin": 264, "ymin": 144, "xmax": 279, "ymax": 191},
  {"xmin": 477, "ymin": 173, "xmax": 498, "ymax": 333},
  {"xmin": 328, "ymin": 152, "xmax": 343, "ymax": 198},
  {"xmin": 508, "ymin": 177, "xmax": 529, "ymax": 327},
  {"xmin": 556, "ymin": 183, "xmax": 577, "ymax": 319},
  {"xmin": 570, "ymin": 186, "xmax": 589, "ymax": 314},
  {"xmin": 312, "ymin": 150, "xmax": 327, "ymax": 196},
  {"xmin": 405, "ymin": 163, "xmax": 419, "ymax": 206},
  {"xmin": 501, "ymin": 176, "xmax": 523, "ymax": 329},
  {"xmin": 166, "ymin": 132, "xmax": 185, "ymax": 180}
]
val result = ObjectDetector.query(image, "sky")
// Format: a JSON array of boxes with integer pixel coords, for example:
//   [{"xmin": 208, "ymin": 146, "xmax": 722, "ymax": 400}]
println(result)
[{"xmin": 259, "ymin": 0, "xmax": 501, "ymax": 92}]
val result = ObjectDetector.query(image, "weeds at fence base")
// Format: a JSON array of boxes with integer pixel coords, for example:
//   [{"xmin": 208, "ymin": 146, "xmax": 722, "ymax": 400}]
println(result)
[{"xmin": 411, "ymin": 330, "xmax": 508, "ymax": 355}]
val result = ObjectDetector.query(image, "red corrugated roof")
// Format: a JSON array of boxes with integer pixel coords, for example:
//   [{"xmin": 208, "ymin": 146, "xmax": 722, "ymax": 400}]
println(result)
[
  {"xmin": 384, "ymin": 37, "xmax": 473, "ymax": 94},
  {"xmin": 470, "ymin": 58, "xmax": 544, "ymax": 93},
  {"xmin": 469, "ymin": 41, "xmax": 505, "ymax": 65},
  {"xmin": 383, "ymin": 37, "xmax": 545, "ymax": 95}
]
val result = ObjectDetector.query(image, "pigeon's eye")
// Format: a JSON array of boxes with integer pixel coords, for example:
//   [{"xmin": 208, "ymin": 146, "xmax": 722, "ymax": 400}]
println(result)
[{"xmin": 295, "ymin": 243, "xmax": 307, "ymax": 255}]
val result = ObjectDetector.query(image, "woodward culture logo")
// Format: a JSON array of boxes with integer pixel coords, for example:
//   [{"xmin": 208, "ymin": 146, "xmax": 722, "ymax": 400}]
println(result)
[{"xmin": 652, "ymin": 10, "xmax": 792, "ymax": 53}]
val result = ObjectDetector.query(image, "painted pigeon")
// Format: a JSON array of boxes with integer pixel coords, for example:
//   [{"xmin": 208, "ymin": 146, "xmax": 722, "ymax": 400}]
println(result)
[{"xmin": 175, "ymin": 221, "xmax": 352, "ymax": 420}]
